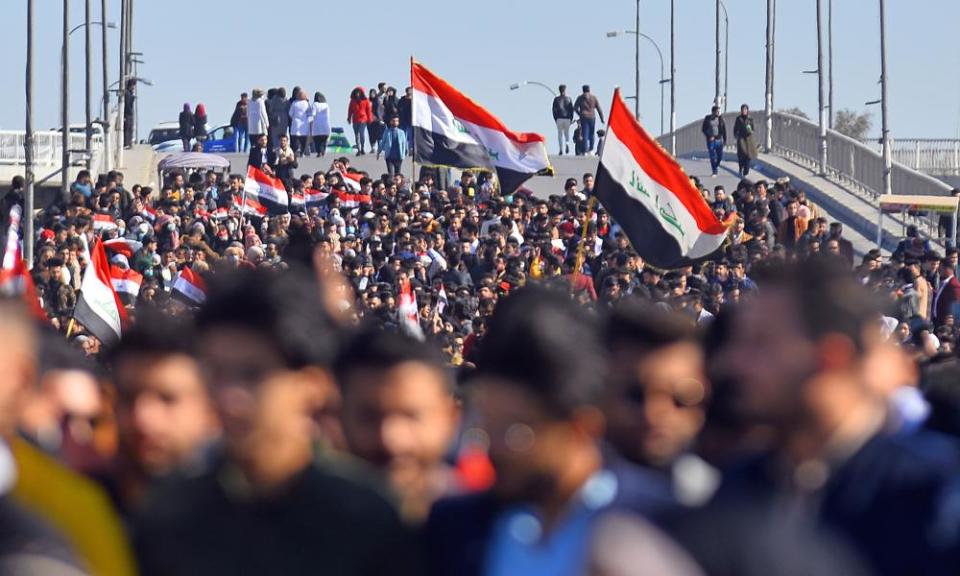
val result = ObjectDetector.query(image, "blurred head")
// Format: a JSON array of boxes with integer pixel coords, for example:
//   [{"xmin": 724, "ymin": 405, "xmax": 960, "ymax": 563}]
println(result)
[
  {"xmin": 603, "ymin": 302, "xmax": 707, "ymax": 469},
  {"xmin": 336, "ymin": 329, "xmax": 458, "ymax": 502},
  {"xmin": 0, "ymin": 299, "xmax": 36, "ymax": 439},
  {"xmin": 710, "ymin": 260, "xmax": 883, "ymax": 431},
  {"xmin": 108, "ymin": 314, "xmax": 218, "ymax": 476},
  {"xmin": 196, "ymin": 268, "xmax": 339, "ymax": 486},
  {"xmin": 471, "ymin": 286, "xmax": 605, "ymax": 503}
]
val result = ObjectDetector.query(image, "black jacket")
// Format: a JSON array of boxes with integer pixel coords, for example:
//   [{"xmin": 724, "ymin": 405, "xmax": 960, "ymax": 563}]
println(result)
[
  {"xmin": 247, "ymin": 145, "xmax": 276, "ymax": 171},
  {"xmin": 552, "ymin": 95, "xmax": 574, "ymax": 120},
  {"xmin": 178, "ymin": 111, "xmax": 194, "ymax": 139},
  {"xmin": 701, "ymin": 114, "xmax": 727, "ymax": 142},
  {"xmin": 398, "ymin": 96, "xmax": 413, "ymax": 127}
]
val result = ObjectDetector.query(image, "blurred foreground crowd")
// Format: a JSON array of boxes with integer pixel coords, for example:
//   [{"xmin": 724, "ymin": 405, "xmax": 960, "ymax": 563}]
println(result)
[{"xmin": 0, "ymin": 154, "xmax": 959, "ymax": 575}]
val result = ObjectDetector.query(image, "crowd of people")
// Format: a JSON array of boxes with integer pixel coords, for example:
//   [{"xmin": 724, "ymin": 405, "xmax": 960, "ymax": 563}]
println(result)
[{"xmin": 1, "ymin": 80, "xmax": 960, "ymax": 574}]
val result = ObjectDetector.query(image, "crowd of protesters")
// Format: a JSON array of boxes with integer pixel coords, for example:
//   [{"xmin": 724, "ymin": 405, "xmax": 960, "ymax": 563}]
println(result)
[{"xmin": 1, "ymin": 80, "xmax": 960, "ymax": 574}]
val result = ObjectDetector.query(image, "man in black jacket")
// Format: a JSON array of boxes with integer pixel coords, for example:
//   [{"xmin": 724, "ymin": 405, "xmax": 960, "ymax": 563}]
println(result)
[
  {"xmin": 247, "ymin": 134, "xmax": 276, "ymax": 176},
  {"xmin": 701, "ymin": 106, "xmax": 727, "ymax": 177},
  {"xmin": 552, "ymin": 84, "xmax": 574, "ymax": 156},
  {"xmin": 134, "ymin": 269, "xmax": 416, "ymax": 576}
]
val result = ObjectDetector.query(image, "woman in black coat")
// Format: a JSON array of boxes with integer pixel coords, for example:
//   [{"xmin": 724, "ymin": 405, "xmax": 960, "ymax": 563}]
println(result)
[{"xmin": 178, "ymin": 103, "xmax": 194, "ymax": 152}]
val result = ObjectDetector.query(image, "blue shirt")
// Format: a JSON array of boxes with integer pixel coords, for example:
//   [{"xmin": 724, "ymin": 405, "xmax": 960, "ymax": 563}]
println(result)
[
  {"xmin": 380, "ymin": 127, "xmax": 408, "ymax": 160},
  {"xmin": 483, "ymin": 471, "xmax": 617, "ymax": 576}
]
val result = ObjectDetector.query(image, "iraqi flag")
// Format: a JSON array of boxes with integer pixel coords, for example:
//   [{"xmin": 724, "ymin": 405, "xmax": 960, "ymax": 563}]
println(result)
[
  {"xmin": 103, "ymin": 238, "xmax": 142, "ymax": 260},
  {"xmin": 74, "ymin": 240, "xmax": 127, "ymax": 346},
  {"xmin": 305, "ymin": 188, "xmax": 329, "ymax": 209},
  {"xmin": 412, "ymin": 60, "xmax": 553, "ymax": 194},
  {"xmin": 93, "ymin": 213, "xmax": 119, "ymax": 233},
  {"xmin": 338, "ymin": 170, "xmax": 363, "ymax": 193},
  {"xmin": 0, "ymin": 206, "xmax": 46, "ymax": 320},
  {"xmin": 171, "ymin": 266, "xmax": 206, "ymax": 306},
  {"xmin": 234, "ymin": 195, "xmax": 268, "ymax": 218},
  {"xmin": 594, "ymin": 89, "xmax": 731, "ymax": 269},
  {"xmin": 110, "ymin": 265, "xmax": 142, "ymax": 306},
  {"xmin": 289, "ymin": 190, "xmax": 305, "ymax": 212},
  {"xmin": 397, "ymin": 277, "xmax": 424, "ymax": 341},
  {"xmin": 244, "ymin": 165, "xmax": 290, "ymax": 214}
]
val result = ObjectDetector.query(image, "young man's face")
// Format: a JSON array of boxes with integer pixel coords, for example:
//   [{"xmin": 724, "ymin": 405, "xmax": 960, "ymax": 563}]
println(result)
[
  {"xmin": 340, "ymin": 361, "xmax": 458, "ymax": 494},
  {"xmin": 113, "ymin": 353, "xmax": 218, "ymax": 476},
  {"xmin": 199, "ymin": 328, "xmax": 317, "ymax": 462},
  {"xmin": 603, "ymin": 338, "xmax": 707, "ymax": 468}
]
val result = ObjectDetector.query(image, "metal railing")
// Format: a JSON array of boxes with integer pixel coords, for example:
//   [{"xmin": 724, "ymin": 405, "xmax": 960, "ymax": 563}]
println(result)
[
  {"xmin": 0, "ymin": 129, "xmax": 105, "ymax": 177},
  {"xmin": 862, "ymin": 138, "xmax": 960, "ymax": 176},
  {"xmin": 658, "ymin": 111, "xmax": 953, "ymax": 200}
]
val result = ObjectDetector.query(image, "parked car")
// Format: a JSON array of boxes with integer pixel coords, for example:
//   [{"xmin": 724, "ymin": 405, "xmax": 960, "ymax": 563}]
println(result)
[
  {"xmin": 202, "ymin": 125, "xmax": 237, "ymax": 154},
  {"xmin": 327, "ymin": 127, "xmax": 353, "ymax": 155},
  {"xmin": 148, "ymin": 122, "xmax": 182, "ymax": 153}
]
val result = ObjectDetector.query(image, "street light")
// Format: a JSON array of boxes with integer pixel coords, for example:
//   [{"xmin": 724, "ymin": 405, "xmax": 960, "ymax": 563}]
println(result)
[
  {"xmin": 509, "ymin": 81, "xmax": 557, "ymax": 98},
  {"xmin": 607, "ymin": 30, "xmax": 669, "ymax": 135},
  {"xmin": 718, "ymin": 0, "xmax": 729, "ymax": 113},
  {"xmin": 63, "ymin": 20, "xmax": 116, "ymax": 170}
]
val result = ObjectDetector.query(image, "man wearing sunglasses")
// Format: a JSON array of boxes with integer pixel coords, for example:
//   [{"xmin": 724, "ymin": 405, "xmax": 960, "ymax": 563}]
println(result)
[{"xmin": 601, "ymin": 301, "xmax": 717, "ymax": 514}]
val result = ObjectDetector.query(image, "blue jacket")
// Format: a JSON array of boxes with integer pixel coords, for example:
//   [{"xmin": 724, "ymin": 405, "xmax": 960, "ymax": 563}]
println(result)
[{"xmin": 379, "ymin": 126, "xmax": 408, "ymax": 159}]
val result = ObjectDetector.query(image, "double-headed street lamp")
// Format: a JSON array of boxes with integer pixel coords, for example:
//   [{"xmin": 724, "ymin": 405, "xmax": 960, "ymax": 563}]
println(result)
[{"xmin": 606, "ymin": 30, "xmax": 669, "ymax": 136}]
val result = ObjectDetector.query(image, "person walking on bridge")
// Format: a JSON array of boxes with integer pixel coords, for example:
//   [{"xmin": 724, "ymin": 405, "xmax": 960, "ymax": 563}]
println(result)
[
  {"xmin": 701, "ymin": 105, "xmax": 727, "ymax": 177},
  {"xmin": 553, "ymin": 84, "xmax": 574, "ymax": 155},
  {"xmin": 733, "ymin": 104, "xmax": 757, "ymax": 177},
  {"xmin": 574, "ymin": 85, "xmax": 604, "ymax": 156}
]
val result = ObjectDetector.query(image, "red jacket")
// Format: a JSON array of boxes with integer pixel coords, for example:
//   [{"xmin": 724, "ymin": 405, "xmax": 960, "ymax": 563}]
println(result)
[{"xmin": 348, "ymin": 98, "xmax": 372, "ymax": 124}]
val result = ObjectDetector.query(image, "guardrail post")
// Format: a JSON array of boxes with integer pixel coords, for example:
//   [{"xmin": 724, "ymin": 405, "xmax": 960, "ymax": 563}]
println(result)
[
  {"xmin": 914, "ymin": 140, "xmax": 920, "ymax": 171},
  {"xmin": 954, "ymin": 141, "xmax": 959, "ymax": 176}
]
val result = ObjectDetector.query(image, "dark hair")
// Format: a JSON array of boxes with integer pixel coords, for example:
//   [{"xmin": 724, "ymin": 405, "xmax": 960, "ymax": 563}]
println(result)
[
  {"xmin": 39, "ymin": 329, "xmax": 95, "ymax": 377},
  {"xmin": 472, "ymin": 285, "xmax": 605, "ymax": 417},
  {"xmin": 605, "ymin": 298, "xmax": 698, "ymax": 352},
  {"xmin": 752, "ymin": 258, "xmax": 882, "ymax": 352},
  {"xmin": 106, "ymin": 311, "xmax": 196, "ymax": 365},
  {"xmin": 335, "ymin": 326, "xmax": 449, "ymax": 393},
  {"xmin": 196, "ymin": 267, "xmax": 339, "ymax": 369}
]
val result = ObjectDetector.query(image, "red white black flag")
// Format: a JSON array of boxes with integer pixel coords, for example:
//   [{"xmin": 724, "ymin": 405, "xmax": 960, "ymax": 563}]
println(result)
[
  {"xmin": 595, "ymin": 89, "xmax": 731, "ymax": 268},
  {"xmin": 74, "ymin": 240, "xmax": 127, "ymax": 345},
  {"xmin": 412, "ymin": 60, "xmax": 552, "ymax": 194}
]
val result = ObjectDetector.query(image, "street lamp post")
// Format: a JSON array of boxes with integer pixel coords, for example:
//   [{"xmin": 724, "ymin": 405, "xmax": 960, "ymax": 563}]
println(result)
[
  {"xmin": 670, "ymin": 0, "xmax": 676, "ymax": 154},
  {"xmin": 715, "ymin": 0, "xmax": 721, "ymax": 108},
  {"xmin": 828, "ymin": 0, "xmax": 834, "ymax": 130},
  {"xmin": 634, "ymin": 0, "xmax": 640, "ymax": 121},
  {"xmin": 62, "ymin": 0, "xmax": 70, "ymax": 201},
  {"xmin": 879, "ymin": 0, "xmax": 892, "ymax": 196},
  {"xmin": 719, "ymin": 0, "xmax": 729, "ymax": 113},
  {"xmin": 815, "ymin": 0, "xmax": 828, "ymax": 177},
  {"xmin": 25, "ymin": 0, "xmax": 35, "ymax": 268},
  {"xmin": 508, "ymin": 81, "xmax": 557, "ymax": 98},
  {"xmin": 101, "ymin": 0, "xmax": 111, "ymax": 171},
  {"xmin": 765, "ymin": 0, "xmax": 776, "ymax": 152},
  {"xmin": 85, "ymin": 0, "xmax": 93, "ymax": 170},
  {"xmin": 606, "ymin": 30, "xmax": 667, "ymax": 134}
]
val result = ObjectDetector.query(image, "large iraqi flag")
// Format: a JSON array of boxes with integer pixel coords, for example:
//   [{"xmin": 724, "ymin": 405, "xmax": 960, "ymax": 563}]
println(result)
[
  {"xmin": 244, "ymin": 165, "xmax": 290, "ymax": 214},
  {"xmin": 595, "ymin": 89, "xmax": 731, "ymax": 268},
  {"xmin": 412, "ymin": 60, "xmax": 552, "ymax": 194}
]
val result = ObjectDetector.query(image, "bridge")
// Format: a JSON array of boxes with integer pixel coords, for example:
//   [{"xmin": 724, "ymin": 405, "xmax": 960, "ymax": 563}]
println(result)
[{"xmin": 2, "ymin": 110, "xmax": 956, "ymax": 258}]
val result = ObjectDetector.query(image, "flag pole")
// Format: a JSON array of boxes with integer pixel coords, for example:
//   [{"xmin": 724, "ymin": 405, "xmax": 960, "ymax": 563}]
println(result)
[
  {"xmin": 572, "ymin": 196, "xmax": 597, "ymax": 291},
  {"xmin": 65, "ymin": 318, "xmax": 76, "ymax": 338},
  {"xmin": 238, "ymin": 172, "xmax": 249, "ymax": 235},
  {"xmin": 410, "ymin": 56, "xmax": 417, "ymax": 187}
]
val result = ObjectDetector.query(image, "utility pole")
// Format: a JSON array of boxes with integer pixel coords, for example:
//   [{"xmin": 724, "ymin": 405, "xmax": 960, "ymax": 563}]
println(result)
[
  {"xmin": 101, "ymin": 0, "xmax": 111, "ymax": 171},
  {"xmin": 828, "ymin": 0, "xmax": 834, "ymax": 130},
  {"xmin": 62, "ymin": 0, "xmax": 70, "ymax": 201},
  {"xmin": 720, "ymin": 0, "xmax": 729, "ymax": 113},
  {"xmin": 117, "ymin": 0, "xmax": 126, "ymax": 168},
  {"xmin": 715, "ymin": 0, "xmax": 721, "ymax": 108},
  {"xmin": 634, "ymin": 0, "xmax": 640, "ymax": 120},
  {"xmin": 25, "ymin": 0, "xmax": 35, "ymax": 269},
  {"xmin": 816, "ymin": 0, "xmax": 827, "ymax": 176},
  {"xmin": 85, "ymin": 0, "xmax": 93, "ymax": 170},
  {"xmin": 879, "ymin": 0, "xmax": 892, "ymax": 195},
  {"xmin": 764, "ymin": 0, "xmax": 775, "ymax": 152},
  {"xmin": 669, "ymin": 0, "xmax": 676, "ymax": 155}
]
